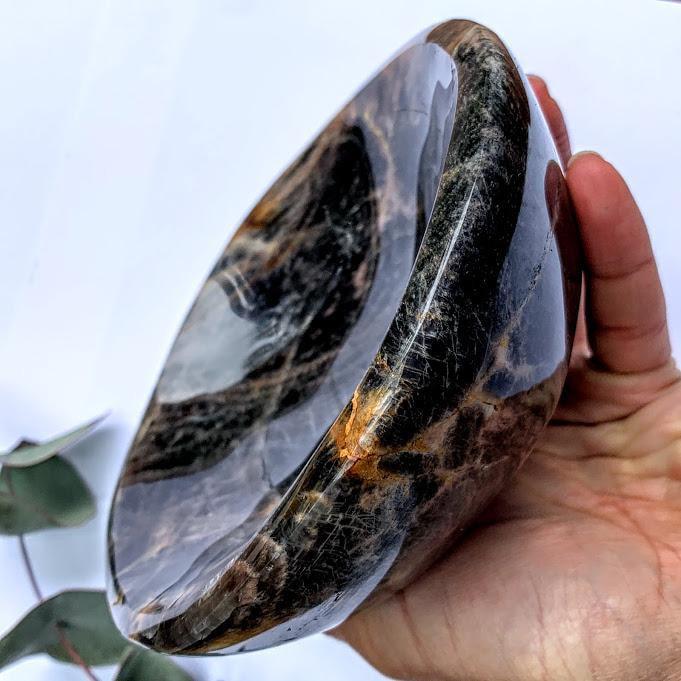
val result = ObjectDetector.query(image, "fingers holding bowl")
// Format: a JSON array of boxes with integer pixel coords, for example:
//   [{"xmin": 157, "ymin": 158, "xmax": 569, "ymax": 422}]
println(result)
[
  {"xmin": 529, "ymin": 76, "xmax": 670, "ymax": 375},
  {"xmin": 566, "ymin": 152, "xmax": 671, "ymax": 374},
  {"xmin": 528, "ymin": 75, "xmax": 572, "ymax": 166}
]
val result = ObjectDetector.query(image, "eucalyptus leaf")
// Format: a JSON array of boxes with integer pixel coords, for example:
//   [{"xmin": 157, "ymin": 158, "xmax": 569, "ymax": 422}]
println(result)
[
  {"xmin": 0, "ymin": 414, "xmax": 106, "ymax": 468},
  {"xmin": 0, "ymin": 590, "xmax": 129, "ymax": 670},
  {"xmin": 0, "ymin": 456, "xmax": 95, "ymax": 534},
  {"xmin": 115, "ymin": 648, "xmax": 193, "ymax": 681}
]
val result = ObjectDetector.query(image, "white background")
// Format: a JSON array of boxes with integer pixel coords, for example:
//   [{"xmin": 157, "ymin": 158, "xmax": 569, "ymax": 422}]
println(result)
[{"xmin": 1, "ymin": 1, "xmax": 679, "ymax": 679}]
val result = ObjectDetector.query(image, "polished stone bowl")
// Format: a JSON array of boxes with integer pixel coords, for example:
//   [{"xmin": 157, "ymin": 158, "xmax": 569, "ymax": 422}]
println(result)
[{"xmin": 107, "ymin": 19, "xmax": 581, "ymax": 655}]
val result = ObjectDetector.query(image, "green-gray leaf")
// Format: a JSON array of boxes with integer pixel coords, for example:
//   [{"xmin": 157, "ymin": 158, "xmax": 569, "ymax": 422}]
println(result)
[
  {"xmin": 0, "ymin": 415, "xmax": 106, "ymax": 468},
  {"xmin": 0, "ymin": 456, "xmax": 95, "ymax": 534},
  {"xmin": 0, "ymin": 590, "xmax": 129, "ymax": 670},
  {"xmin": 115, "ymin": 648, "xmax": 193, "ymax": 681}
]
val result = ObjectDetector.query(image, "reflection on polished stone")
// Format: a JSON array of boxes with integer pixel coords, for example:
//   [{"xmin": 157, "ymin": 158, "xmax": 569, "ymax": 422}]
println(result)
[{"xmin": 108, "ymin": 19, "xmax": 581, "ymax": 655}]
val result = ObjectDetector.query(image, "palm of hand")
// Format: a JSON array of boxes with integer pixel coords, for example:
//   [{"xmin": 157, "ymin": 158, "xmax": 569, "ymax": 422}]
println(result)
[{"xmin": 337, "ymin": 79, "xmax": 681, "ymax": 681}]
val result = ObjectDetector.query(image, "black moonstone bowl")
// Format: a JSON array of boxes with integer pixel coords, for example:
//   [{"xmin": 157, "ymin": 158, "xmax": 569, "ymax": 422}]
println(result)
[{"xmin": 108, "ymin": 19, "xmax": 581, "ymax": 655}]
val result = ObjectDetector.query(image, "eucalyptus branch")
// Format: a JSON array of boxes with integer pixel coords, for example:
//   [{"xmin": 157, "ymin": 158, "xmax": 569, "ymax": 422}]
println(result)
[{"xmin": 7, "ymin": 470, "xmax": 100, "ymax": 681}]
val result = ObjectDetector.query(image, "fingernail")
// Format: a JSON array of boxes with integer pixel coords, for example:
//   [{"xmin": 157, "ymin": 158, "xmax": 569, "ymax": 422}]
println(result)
[
  {"xmin": 567, "ymin": 150, "xmax": 601, "ymax": 168},
  {"xmin": 527, "ymin": 74, "xmax": 548, "ymax": 91}
]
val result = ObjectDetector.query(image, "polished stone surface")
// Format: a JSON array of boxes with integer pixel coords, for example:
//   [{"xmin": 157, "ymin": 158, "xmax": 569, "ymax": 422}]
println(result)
[{"xmin": 108, "ymin": 19, "xmax": 581, "ymax": 654}]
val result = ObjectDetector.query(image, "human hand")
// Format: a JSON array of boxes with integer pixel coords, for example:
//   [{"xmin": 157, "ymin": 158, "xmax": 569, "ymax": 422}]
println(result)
[{"xmin": 335, "ymin": 76, "xmax": 681, "ymax": 681}]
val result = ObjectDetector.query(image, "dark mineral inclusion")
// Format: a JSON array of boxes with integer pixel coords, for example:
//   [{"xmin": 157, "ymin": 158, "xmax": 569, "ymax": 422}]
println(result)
[{"xmin": 107, "ymin": 19, "xmax": 581, "ymax": 654}]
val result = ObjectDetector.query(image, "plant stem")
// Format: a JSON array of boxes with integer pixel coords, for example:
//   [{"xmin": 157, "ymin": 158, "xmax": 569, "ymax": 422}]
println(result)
[
  {"xmin": 16, "ymin": 532, "xmax": 100, "ymax": 681},
  {"xmin": 17, "ymin": 534, "xmax": 42, "ymax": 601}
]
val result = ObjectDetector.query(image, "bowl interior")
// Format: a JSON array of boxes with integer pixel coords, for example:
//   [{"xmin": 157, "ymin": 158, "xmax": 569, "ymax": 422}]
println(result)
[{"xmin": 108, "ymin": 42, "xmax": 458, "ymax": 634}]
